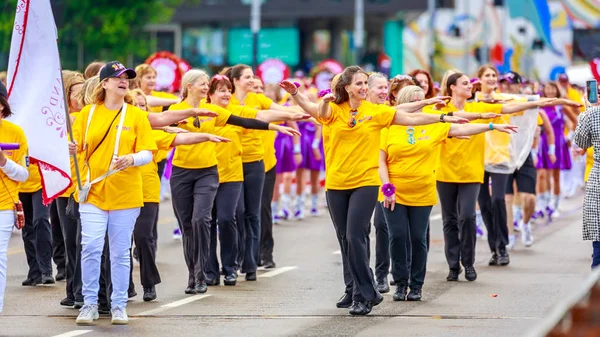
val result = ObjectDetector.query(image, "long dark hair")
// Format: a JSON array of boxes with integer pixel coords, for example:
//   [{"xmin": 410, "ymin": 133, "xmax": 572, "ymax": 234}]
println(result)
[
  {"xmin": 223, "ymin": 64, "xmax": 251, "ymax": 94},
  {"xmin": 333, "ymin": 66, "xmax": 368, "ymax": 104},
  {"xmin": 445, "ymin": 72, "xmax": 466, "ymax": 97},
  {"xmin": 0, "ymin": 96, "xmax": 13, "ymax": 119}
]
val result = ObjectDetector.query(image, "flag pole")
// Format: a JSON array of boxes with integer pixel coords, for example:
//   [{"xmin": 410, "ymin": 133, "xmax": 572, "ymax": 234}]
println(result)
[{"xmin": 59, "ymin": 69, "xmax": 83, "ymax": 191}]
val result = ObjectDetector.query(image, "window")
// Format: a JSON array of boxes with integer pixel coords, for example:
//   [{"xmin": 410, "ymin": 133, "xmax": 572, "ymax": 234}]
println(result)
[
  {"xmin": 436, "ymin": 0, "xmax": 455, "ymax": 8},
  {"xmin": 182, "ymin": 28, "xmax": 225, "ymax": 68},
  {"xmin": 573, "ymin": 29, "xmax": 600, "ymax": 62}
]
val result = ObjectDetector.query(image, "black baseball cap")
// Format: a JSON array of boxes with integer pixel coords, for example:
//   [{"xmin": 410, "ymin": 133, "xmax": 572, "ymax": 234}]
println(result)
[
  {"xmin": 0, "ymin": 81, "xmax": 7, "ymax": 99},
  {"xmin": 99, "ymin": 61, "xmax": 136, "ymax": 82},
  {"xmin": 503, "ymin": 71, "xmax": 522, "ymax": 85}
]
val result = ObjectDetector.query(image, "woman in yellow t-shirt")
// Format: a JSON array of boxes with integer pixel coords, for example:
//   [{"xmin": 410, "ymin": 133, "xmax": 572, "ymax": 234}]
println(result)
[
  {"xmin": 223, "ymin": 64, "xmax": 304, "ymax": 280},
  {"xmin": 204, "ymin": 75, "xmax": 300, "ymax": 286},
  {"xmin": 0, "ymin": 83, "xmax": 30, "ymax": 314},
  {"xmin": 70, "ymin": 61, "xmax": 157, "ymax": 325},
  {"xmin": 380, "ymin": 86, "xmax": 516, "ymax": 301},
  {"xmin": 315, "ymin": 66, "xmax": 467, "ymax": 316},
  {"xmin": 169, "ymin": 69, "xmax": 299, "ymax": 293},
  {"xmin": 130, "ymin": 90, "xmax": 230, "ymax": 302},
  {"xmin": 55, "ymin": 70, "xmax": 85, "ymax": 308},
  {"xmin": 436, "ymin": 72, "xmax": 569, "ymax": 282},
  {"xmin": 134, "ymin": 64, "xmax": 179, "ymax": 113}
]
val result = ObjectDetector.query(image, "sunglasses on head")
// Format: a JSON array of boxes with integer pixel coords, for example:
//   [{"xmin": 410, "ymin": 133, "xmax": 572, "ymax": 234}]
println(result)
[
  {"xmin": 348, "ymin": 108, "xmax": 358, "ymax": 128},
  {"xmin": 212, "ymin": 75, "xmax": 230, "ymax": 82}
]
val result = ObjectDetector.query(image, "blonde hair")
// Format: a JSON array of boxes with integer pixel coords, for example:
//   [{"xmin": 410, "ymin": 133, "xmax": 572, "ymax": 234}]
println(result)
[
  {"xmin": 78, "ymin": 76, "xmax": 100, "ymax": 108},
  {"xmin": 440, "ymin": 69, "xmax": 460, "ymax": 96},
  {"xmin": 396, "ymin": 85, "xmax": 425, "ymax": 105},
  {"xmin": 135, "ymin": 64, "xmax": 157, "ymax": 78},
  {"xmin": 181, "ymin": 69, "xmax": 209, "ymax": 100},
  {"xmin": 130, "ymin": 88, "xmax": 148, "ymax": 111},
  {"xmin": 91, "ymin": 78, "xmax": 133, "ymax": 105},
  {"xmin": 84, "ymin": 61, "xmax": 105, "ymax": 79},
  {"xmin": 367, "ymin": 72, "xmax": 387, "ymax": 89},
  {"xmin": 330, "ymin": 73, "xmax": 341, "ymax": 91},
  {"xmin": 62, "ymin": 70, "xmax": 85, "ymax": 112},
  {"xmin": 0, "ymin": 71, "xmax": 6, "ymax": 85}
]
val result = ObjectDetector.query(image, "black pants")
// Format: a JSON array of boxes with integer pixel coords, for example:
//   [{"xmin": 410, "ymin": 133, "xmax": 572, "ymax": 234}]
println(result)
[
  {"xmin": 373, "ymin": 203, "xmax": 390, "ymax": 281},
  {"xmin": 260, "ymin": 167, "xmax": 276, "ymax": 264},
  {"xmin": 235, "ymin": 188, "xmax": 246, "ymax": 271},
  {"xmin": 133, "ymin": 202, "xmax": 161, "ymax": 287},
  {"xmin": 56, "ymin": 197, "xmax": 82, "ymax": 301},
  {"xmin": 51, "ymin": 200, "xmax": 65, "ymax": 276},
  {"xmin": 436, "ymin": 182, "xmax": 480, "ymax": 270},
  {"xmin": 478, "ymin": 171, "xmax": 510, "ymax": 253},
  {"xmin": 19, "ymin": 190, "xmax": 53, "ymax": 278},
  {"xmin": 326, "ymin": 186, "xmax": 379, "ymax": 303},
  {"xmin": 208, "ymin": 182, "xmax": 242, "ymax": 279},
  {"xmin": 241, "ymin": 160, "xmax": 265, "ymax": 274},
  {"xmin": 171, "ymin": 165, "xmax": 219, "ymax": 285},
  {"xmin": 383, "ymin": 203, "xmax": 432, "ymax": 289},
  {"xmin": 154, "ymin": 159, "xmax": 167, "ymax": 245}
]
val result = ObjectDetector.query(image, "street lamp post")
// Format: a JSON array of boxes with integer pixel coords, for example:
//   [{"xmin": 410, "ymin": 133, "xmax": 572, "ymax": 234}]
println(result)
[
  {"xmin": 354, "ymin": 0, "xmax": 364, "ymax": 65},
  {"xmin": 251, "ymin": 0, "xmax": 261, "ymax": 69}
]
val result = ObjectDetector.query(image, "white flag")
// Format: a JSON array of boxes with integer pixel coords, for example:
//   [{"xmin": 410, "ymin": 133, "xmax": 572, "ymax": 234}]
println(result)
[{"xmin": 7, "ymin": 0, "xmax": 72, "ymax": 205}]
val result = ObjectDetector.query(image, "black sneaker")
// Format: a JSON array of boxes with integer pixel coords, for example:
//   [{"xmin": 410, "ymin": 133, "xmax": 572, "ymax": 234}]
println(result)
[
  {"xmin": 206, "ymin": 278, "xmax": 220, "ymax": 286},
  {"xmin": 393, "ymin": 284, "xmax": 408, "ymax": 301},
  {"xmin": 224, "ymin": 274, "xmax": 237, "ymax": 286},
  {"xmin": 489, "ymin": 253, "xmax": 499, "ymax": 266},
  {"xmin": 498, "ymin": 248, "xmax": 510, "ymax": 266},
  {"xmin": 60, "ymin": 297, "xmax": 75, "ymax": 307},
  {"xmin": 407, "ymin": 288, "xmax": 422, "ymax": 301},
  {"xmin": 143, "ymin": 286, "xmax": 157, "ymax": 302},
  {"xmin": 194, "ymin": 280, "xmax": 208, "ymax": 293},
  {"xmin": 376, "ymin": 277, "xmax": 390, "ymax": 294},
  {"xmin": 465, "ymin": 266, "xmax": 477, "ymax": 281},
  {"xmin": 41, "ymin": 274, "xmax": 55, "ymax": 284},
  {"xmin": 245, "ymin": 272, "xmax": 257, "ymax": 281},
  {"xmin": 22, "ymin": 277, "xmax": 41, "ymax": 286},
  {"xmin": 336, "ymin": 292, "xmax": 353, "ymax": 308},
  {"xmin": 446, "ymin": 268, "xmax": 462, "ymax": 281}
]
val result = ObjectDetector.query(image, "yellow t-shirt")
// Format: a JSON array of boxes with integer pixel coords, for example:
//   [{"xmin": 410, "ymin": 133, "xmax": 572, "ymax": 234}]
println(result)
[
  {"xmin": 20, "ymin": 163, "xmax": 41, "ymax": 193},
  {"xmin": 72, "ymin": 103, "xmax": 157, "ymax": 211},
  {"xmin": 436, "ymin": 101, "xmax": 503, "ymax": 184},
  {"xmin": 586, "ymin": 147, "xmax": 594, "ymax": 182},
  {"xmin": 318, "ymin": 101, "xmax": 396, "ymax": 190},
  {"xmin": 169, "ymin": 100, "xmax": 231, "ymax": 169},
  {"xmin": 263, "ymin": 130, "xmax": 278, "ymax": 172},
  {"xmin": 229, "ymin": 92, "xmax": 273, "ymax": 163},
  {"xmin": 149, "ymin": 90, "xmax": 179, "ymax": 113},
  {"xmin": 380, "ymin": 123, "xmax": 451, "ymax": 206},
  {"xmin": 566, "ymin": 87, "xmax": 585, "ymax": 113},
  {"xmin": 214, "ymin": 106, "xmax": 258, "ymax": 183},
  {"xmin": 141, "ymin": 130, "xmax": 177, "ymax": 203},
  {"xmin": 0, "ymin": 121, "xmax": 29, "ymax": 210},
  {"xmin": 62, "ymin": 112, "xmax": 83, "ymax": 198}
]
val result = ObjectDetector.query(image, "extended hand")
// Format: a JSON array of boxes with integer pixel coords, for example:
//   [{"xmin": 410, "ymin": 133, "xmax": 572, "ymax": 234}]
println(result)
[
  {"xmin": 113, "ymin": 155, "xmax": 134, "ymax": 171},
  {"xmin": 279, "ymin": 80, "xmax": 298, "ymax": 95}
]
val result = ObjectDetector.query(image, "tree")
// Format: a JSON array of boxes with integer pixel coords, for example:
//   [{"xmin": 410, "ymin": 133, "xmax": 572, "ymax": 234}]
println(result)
[{"xmin": 1, "ymin": 0, "xmax": 188, "ymax": 70}]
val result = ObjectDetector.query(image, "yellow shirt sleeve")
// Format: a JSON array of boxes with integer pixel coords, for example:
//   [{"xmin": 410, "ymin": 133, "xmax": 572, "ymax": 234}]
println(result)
[
  {"xmin": 373, "ymin": 104, "xmax": 396, "ymax": 128},
  {"xmin": 258, "ymin": 93, "xmax": 274, "ymax": 110},
  {"xmin": 380, "ymin": 128, "xmax": 389, "ymax": 152},
  {"xmin": 317, "ymin": 102, "xmax": 339, "ymax": 125}
]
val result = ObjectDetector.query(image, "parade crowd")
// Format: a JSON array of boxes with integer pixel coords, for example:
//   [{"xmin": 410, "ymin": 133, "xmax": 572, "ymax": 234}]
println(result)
[{"xmin": 0, "ymin": 59, "xmax": 595, "ymax": 324}]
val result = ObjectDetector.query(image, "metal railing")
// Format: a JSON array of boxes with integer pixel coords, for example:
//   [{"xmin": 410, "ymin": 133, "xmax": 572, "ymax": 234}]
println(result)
[{"xmin": 527, "ymin": 268, "xmax": 600, "ymax": 337}]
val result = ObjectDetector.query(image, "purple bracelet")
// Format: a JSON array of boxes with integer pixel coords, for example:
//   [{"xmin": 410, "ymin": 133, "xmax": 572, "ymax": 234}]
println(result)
[
  {"xmin": 318, "ymin": 89, "xmax": 332, "ymax": 98},
  {"xmin": 381, "ymin": 183, "xmax": 396, "ymax": 198},
  {"xmin": 293, "ymin": 81, "xmax": 301, "ymax": 88}
]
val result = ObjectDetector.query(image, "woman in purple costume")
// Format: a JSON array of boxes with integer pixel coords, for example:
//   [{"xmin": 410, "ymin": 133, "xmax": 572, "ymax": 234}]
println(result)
[
  {"xmin": 536, "ymin": 82, "xmax": 578, "ymax": 217},
  {"xmin": 294, "ymin": 120, "xmax": 324, "ymax": 219}
]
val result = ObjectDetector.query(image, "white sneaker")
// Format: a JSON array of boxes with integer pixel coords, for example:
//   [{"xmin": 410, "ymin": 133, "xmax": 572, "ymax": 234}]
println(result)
[
  {"xmin": 111, "ymin": 307, "xmax": 129, "ymax": 325},
  {"xmin": 293, "ymin": 208, "xmax": 304, "ymax": 220},
  {"xmin": 522, "ymin": 223, "xmax": 534, "ymax": 247},
  {"xmin": 551, "ymin": 210, "xmax": 561, "ymax": 219},
  {"xmin": 507, "ymin": 235, "xmax": 516, "ymax": 251},
  {"xmin": 172, "ymin": 228, "xmax": 182, "ymax": 241},
  {"xmin": 76, "ymin": 304, "xmax": 99, "ymax": 325}
]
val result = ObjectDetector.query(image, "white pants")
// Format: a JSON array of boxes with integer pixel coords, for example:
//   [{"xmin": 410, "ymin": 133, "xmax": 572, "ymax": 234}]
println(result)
[
  {"xmin": 0, "ymin": 210, "xmax": 15, "ymax": 314},
  {"xmin": 80, "ymin": 203, "xmax": 139, "ymax": 309}
]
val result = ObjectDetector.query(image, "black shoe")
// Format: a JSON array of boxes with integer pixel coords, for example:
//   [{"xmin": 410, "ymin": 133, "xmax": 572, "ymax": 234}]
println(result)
[
  {"xmin": 446, "ymin": 268, "xmax": 462, "ymax": 281},
  {"xmin": 245, "ymin": 272, "xmax": 257, "ymax": 281},
  {"xmin": 184, "ymin": 286, "xmax": 197, "ymax": 295},
  {"xmin": 128, "ymin": 289, "xmax": 137, "ymax": 298},
  {"xmin": 498, "ymin": 249, "xmax": 510, "ymax": 266},
  {"xmin": 55, "ymin": 272, "xmax": 66, "ymax": 282},
  {"xmin": 74, "ymin": 301, "xmax": 84, "ymax": 309},
  {"xmin": 336, "ymin": 292, "xmax": 353, "ymax": 308},
  {"xmin": 489, "ymin": 253, "xmax": 499, "ymax": 266},
  {"xmin": 206, "ymin": 278, "xmax": 220, "ymax": 286},
  {"xmin": 407, "ymin": 288, "xmax": 422, "ymax": 301},
  {"xmin": 376, "ymin": 277, "xmax": 390, "ymax": 294},
  {"xmin": 393, "ymin": 284, "xmax": 408, "ymax": 301},
  {"xmin": 263, "ymin": 261, "xmax": 276, "ymax": 269},
  {"xmin": 371, "ymin": 292, "xmax": 384, "ymax": 307},
  {"xmin": 257, "ymin": 260, "xmax": 264, "ymax": 267},
  {"xmin": 60, "ymin": 297, "xmax": 75, "ymax": 307},
  {"xmin": 349, "ymin": 301, "xmax": 372, "ymax": 316},
  {"xmin": 143, "ymin": 286, "xmax": 157, "ymax": 302},
  {"xmin": 224, "ymin": 274, "xmax": 237, "ymax": 286},
  {"xmin": 194, "ymin": 280, "xmax": 208, "ymax": 293},
  {"xmin": 22, "ymin": 277, "xmax": 41, "ymax": 286},
  {"xmin": 465, "ymin": 266, "xmax": 477, "ymax": 281},
  {"xmin": 41, "ymin": 274, "xmax": 55, "ymax": 284},
  {"xmin": 98, "ymin": 304, "xmax": 111, "ymax": 315}
]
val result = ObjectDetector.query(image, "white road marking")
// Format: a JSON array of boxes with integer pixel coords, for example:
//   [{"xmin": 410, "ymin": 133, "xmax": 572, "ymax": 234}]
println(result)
[
  {"xmin": 259, "ymin": 266, "xmax": 298, "ymax": 278},
  {"xmin": 51, "ymin": 331, "xmax": 93, "ymax": 337},
  {"xmin": 332, "ymin": 250, "xmax": 341, "ymax": 255},
  {"xmin": 430, "ymin": 213, "xmax": 442, "ymax": 221},
  {"xmin": 136, "ymin": 294, "xmax": 212, "ymax": 316}
]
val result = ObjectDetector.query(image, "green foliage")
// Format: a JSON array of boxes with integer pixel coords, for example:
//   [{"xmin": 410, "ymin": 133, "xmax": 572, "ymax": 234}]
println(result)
[{"xmin": 1, "ymin": 0, "xmax": 187, "ymax": 70}]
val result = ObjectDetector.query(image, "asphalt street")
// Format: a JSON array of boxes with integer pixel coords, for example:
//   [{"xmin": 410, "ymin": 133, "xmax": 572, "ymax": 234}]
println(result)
[{"xmin": 0, "ymin": 192, "xmax": 591, "ymax": 337}]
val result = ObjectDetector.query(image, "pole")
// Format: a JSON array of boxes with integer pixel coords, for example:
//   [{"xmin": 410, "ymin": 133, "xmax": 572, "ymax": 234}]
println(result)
[
  {"xmin": 354, "ymin": 0, "xmax": 364, "ymax": 65},
  {"xmin": 251, "ymin": 0, "xmax": 261, "ymax": 69},
  {"xmin": 59, "ymin": 69, "xmax": 83, "ymax": 190},
  {"xmin": 428, "ymin": 0, "xmax": 435, "ymax": 75}
]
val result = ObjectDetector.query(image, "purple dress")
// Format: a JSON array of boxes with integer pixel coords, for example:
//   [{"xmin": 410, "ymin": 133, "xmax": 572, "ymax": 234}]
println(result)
[
  {"xmin": 275, "ymin": 123, "xmax": 297, "ymax": 174},
  {"xmin": 536, "ymin": 106, "xmax": 572, "ymax": 170},
  {"xmin": 297, "ymin": 121, "xmax": 324, "ymax": 171}
]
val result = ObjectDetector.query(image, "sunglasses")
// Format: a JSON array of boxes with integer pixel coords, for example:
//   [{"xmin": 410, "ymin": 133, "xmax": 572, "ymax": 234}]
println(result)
[
  {"xmin": 406, "ymin": 127, "xmax": 416, "ymax": 145},
  {"xmin": 193, "ymin": 117, "xmax": 202, "ymax": 128},
  {"xmin": 392, "ymin": 75, "xmax": 412, "ymax": 82},
  {"xmin": 212, "ymin": 74, "xmax": 230, "ymax": 82},
  {"xmin": 348, "ymin": 108, "xmax": 358, "ymax": 128}
]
